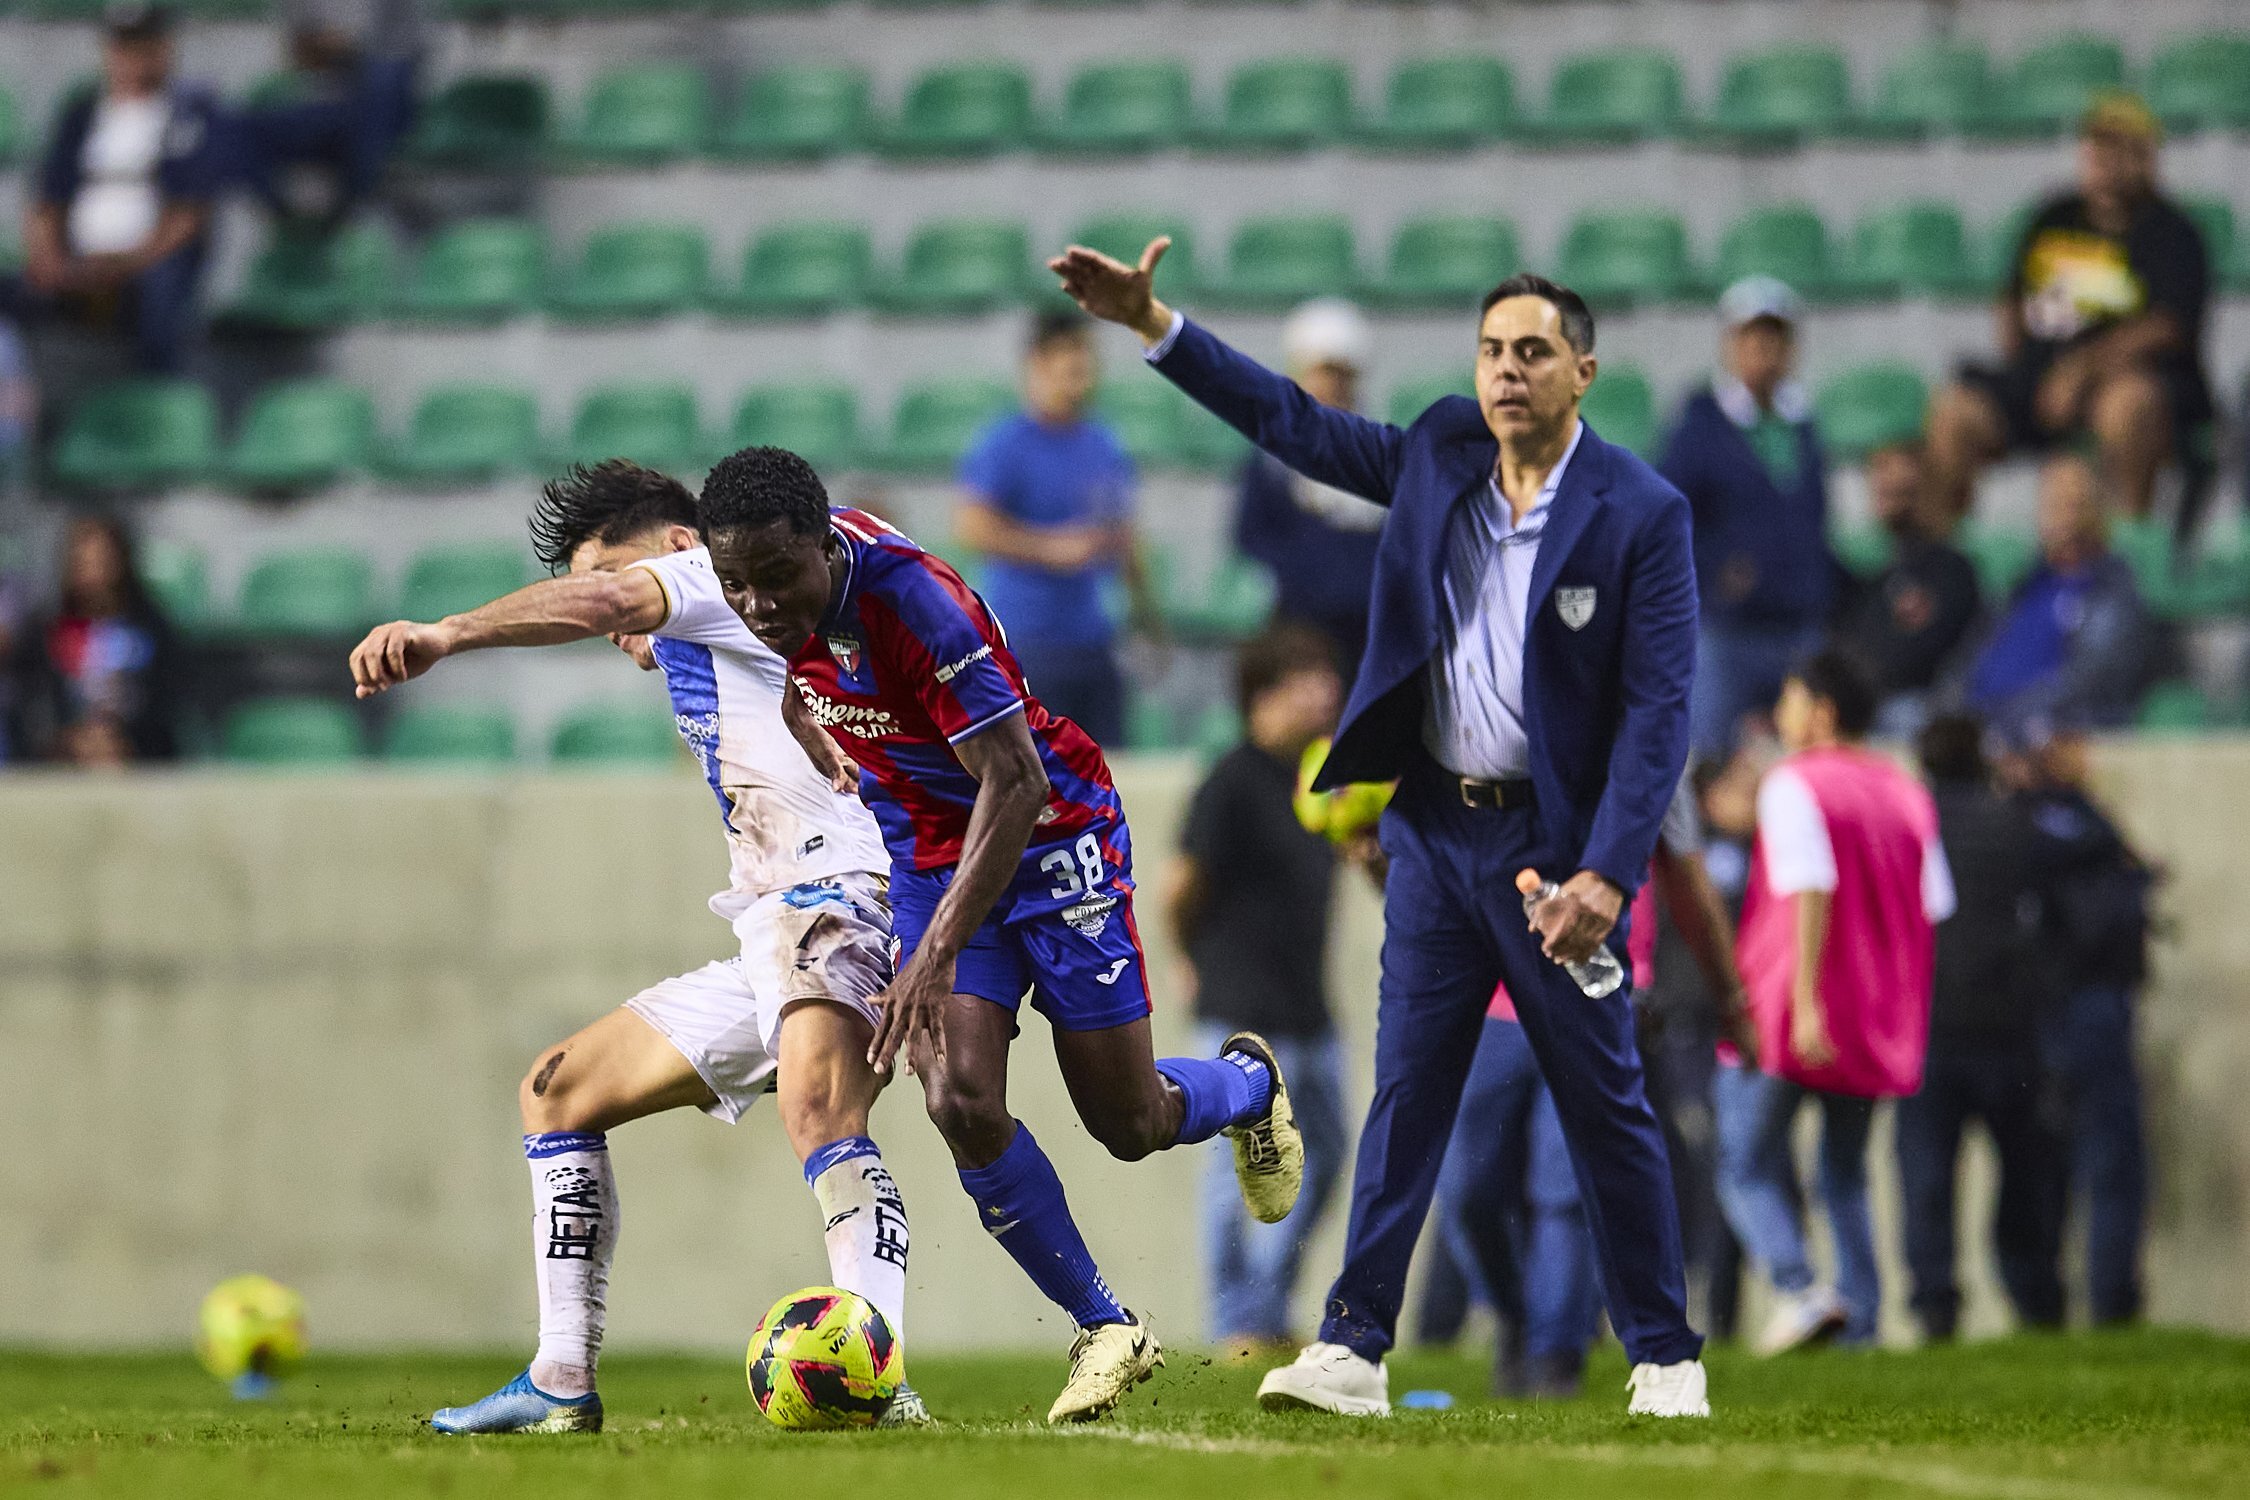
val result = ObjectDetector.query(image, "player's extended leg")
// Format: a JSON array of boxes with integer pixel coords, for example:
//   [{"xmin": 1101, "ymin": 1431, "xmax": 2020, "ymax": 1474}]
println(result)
[{"xmin": 431, "ymin": 1007, "xmax": 716, "ymax": 1435}]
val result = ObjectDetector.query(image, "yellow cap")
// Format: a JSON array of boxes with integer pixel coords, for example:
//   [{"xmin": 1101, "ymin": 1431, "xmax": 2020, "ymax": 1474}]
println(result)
[{"xmin": 2081, "ymin": 90, "xmax": 2161, "ymax": 146}]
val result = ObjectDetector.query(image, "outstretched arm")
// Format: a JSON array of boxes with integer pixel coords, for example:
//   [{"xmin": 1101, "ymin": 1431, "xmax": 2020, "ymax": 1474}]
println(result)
[
  {"xmin": 1049, "ymin": 237, "xmax": 1407, "ymax": 504},
  {"xmin": 348, "ymin": 568, "xmax": 667, "ymax": 697}
]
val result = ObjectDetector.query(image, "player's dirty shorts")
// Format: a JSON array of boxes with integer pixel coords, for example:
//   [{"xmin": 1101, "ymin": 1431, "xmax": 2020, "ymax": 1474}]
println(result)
[
  {"xmin": 624, "ymin": 873, "xmax": 893, "ymax": 1123},
  {"xmin": 888, "ymin": 825, "xmax": 1154, "ymax": 1033}
]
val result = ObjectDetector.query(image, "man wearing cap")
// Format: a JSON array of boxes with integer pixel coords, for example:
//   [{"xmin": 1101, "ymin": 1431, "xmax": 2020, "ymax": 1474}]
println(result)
[
  {"xmin": 1232, "ymin": 299, "xmax": 1387, "ymax": 674},
  {"xmin": 1927, "ymin": 93, "xmax": 2213, "ymax": 521},
  {"xmin": 1658, "ymin": 276, "xmax": 1835, "ymax": 761},
  {"xmin": 14, "ymin": 5, "xmax": 228, "ymax": 375}
]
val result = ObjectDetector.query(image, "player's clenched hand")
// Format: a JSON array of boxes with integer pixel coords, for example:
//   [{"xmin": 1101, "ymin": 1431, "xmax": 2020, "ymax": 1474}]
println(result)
[
  {"xmin": 1532, "ymin": 869, "xmax": 1624, "ymax": 965},
  {"xmin": 869, "ymin": 950, "xmax": 950, "ymax": 1077},
  {"xmin": 348, "ymin": 620, "xmax": 454, "ymax": 698},
  {"xmin": 1048, "ymin": 237, "xmax": 1173, "ymax": 345}
]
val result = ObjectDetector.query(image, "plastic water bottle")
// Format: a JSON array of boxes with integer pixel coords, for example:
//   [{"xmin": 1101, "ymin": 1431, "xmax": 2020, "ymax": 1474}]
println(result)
[{"xmin": 1515, "ymin": 870, "xmax": 1625, "ymax": 998}]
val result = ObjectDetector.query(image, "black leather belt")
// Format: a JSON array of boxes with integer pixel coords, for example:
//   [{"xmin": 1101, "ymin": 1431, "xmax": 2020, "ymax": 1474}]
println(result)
[{"xmin": 1457, "ymin": 776, "xmax": 1534, "ymax": 810}]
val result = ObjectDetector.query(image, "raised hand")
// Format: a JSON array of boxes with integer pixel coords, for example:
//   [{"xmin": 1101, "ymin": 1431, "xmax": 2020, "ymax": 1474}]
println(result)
[
  {"xmin": 1047, "ymin": 237, "xmax": 1175, "ymax": 345},
  {"xmin": 349, "ymin": 620, "xmax": 454, "ymax": 698}
]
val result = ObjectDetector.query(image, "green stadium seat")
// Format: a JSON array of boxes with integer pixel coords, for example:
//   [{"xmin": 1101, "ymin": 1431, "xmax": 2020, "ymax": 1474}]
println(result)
[
  {"xmin": 876, "ymin": 379, "xmax": 1015, "ymax": 473},
  {"xmin": 379, "ymin": 383, "xmax": 542, "ymax": 485},
  {"xmin": 1191, "ymin": 703, "xmax": 1245, "ymax": 760},
  {"xmin": 873, "ymin": 219, "xmax": 1031, "ymax": 315},
  {"xmin": 549, "ymin": 223, "xmax": 709, "ymax": 320},
  {"xmin": 2148, "ymin": 33, "xmax": 2250, "ymax": 132},
  {"xmin": 1163, "ymin": 555, "xmax": 1276, "ymax": 642},
  {"xmin": 1179, "ymin": 400, "xmax": 1253, "ymax": 472},
  {"xmin": 1958, "ymin": 524, "xmax": 2039, "ymax": 601},
  {"xmin": 2136, "ymin": 680, "xmax": 2211, "ymax": 735},
  {"xmin": 393, "ymin": 218, "xmax": 545, "ymax": 322},
  {"xmin": 713, "ymin": 222, "xmax": 872, "ymax": 318},
  {"xmin": 1356, "ymin": 56, "xmax": 1514, "ymax": 150},
  {"xmin": 1977, "ymin": 201, "xmax": 2042, "ymax": 295},
  {"xmin": 139, "ymin": 541, "xmax": 211, "ymax": 631},
  {"xmin": 1368, "ymin": 215, "xmax": 1519, "ymax": 309},
  {"xmin": 2112, "ymin": 516, "xmax": 2199, "ymax": 620},
  {"xmin": 223, "ymin": 380, "xmax": 375, "ymax": 491},
  {"xmin": 1058, "ymin": 214, "xmax": 1200, "ymax": 295},
  {"xmin": 384, "ymin": 703, "xmax": 518, "ymax": 765},
  {"xmin": 218, "ymin": 223, "xmax": 394, "ymax": 331},
  {"xmin": 407, "ymin": 75, "xmax": 550, "ymax": 166},
  {"xmin": 1829, "ymin": 522, "xmax": 1896, "ymax": 581},
  {"xmin": 0, "ymin": 87, "xmax": 21, "ymax": 165},
  {"xmin": 1700, "ymin": 45, "xmax": 1853, "ymax": 146},
  {"xmin": 223, "ymin": 698, "xmax": 364, "ymax": 766},
  {"xmin": 1841, "ymin": 202, "xmax": 1980, "ymax": 299},
  {"xmin": 1203, "ymin": 58, "xmax": 1352, "ymax": 152},
  {"xmin": 1386, "ymin": 372, "xmax": 1473, "ymax": 427},
  {"xmin": 710, "ymin": 65, "xmax": 868, "ymax": 160},
  {"xmin": 878, "ymin": 63, "xmax": 1032, "ymax": 159},
  {"xmin": 2175, "ymin": 523, "xmax": 2250, "ymax": 618},
  {"xmin": 1815, "ymin": 362, "xmax": 1929, "ymax": 460},
  {"xmin": 563, "ymin": 63, "xmax": 710, "ymax": 164},
  {"xmin": 2181, "ymin": 196, "xmax": 2236, "ymax": 284},
  {"xmin": 723, "ymin": 383, "xmax": 862, "ymax": 473},
  {"xmin": 1555, "ymin": 210, "xmax": 1694, "ymax": 305},
  {"xmin": 1853, "ymin": 40, "xmax": 1996, "ymax": 137},
  {"xmin": 1041, "ymin": 61, "xmax": 1192, "ymax": 154},
  {"xmin": 1126, "ymin": 694, "xmax": 1181, "ymax": 752},
  {"xmin": 1092, "ymin": 381, "xmax": 1188, "ymax": 467},
  {"xmin": 1579, "ymin": 362, "xmax": 1657, "ymax": 457},
  {"xmin": 1986, "ymin": 34, "xmax": 2128, "ymax": 137},
  {"xmin": 51, "ymin": 379, "xmax": 217, "ymax": 491},
  {"xmin": 1712, "ymin": 203, "xmax": 1840, "ymax": 298},
  {"xmin": 553, "ymin": 383, "xmax": 704, "ymax": 473},
  {"xmin": 399, "ymin": 543, "xmax": 532, "ymax": 622},
  {"xmin": 236, "ymin": 547, "xmax": 377, "ymax": 636},
  {"xmin": 1203, "ymin": 215, "xmax": 1357, "ymax": 308},
  {"xmin": 550, "ymin": 701, "xmax": 683, "ymax": 765},
  {"xmin": 1526, "ymin": 47, "xmax": 1683, "ymax": 143}
]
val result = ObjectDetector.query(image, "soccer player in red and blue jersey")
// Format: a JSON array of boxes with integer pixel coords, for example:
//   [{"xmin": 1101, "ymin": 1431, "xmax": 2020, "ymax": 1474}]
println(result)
[{"xmin": 698, "ymin": 447, "xmax": 1304, "ymax": 1422}]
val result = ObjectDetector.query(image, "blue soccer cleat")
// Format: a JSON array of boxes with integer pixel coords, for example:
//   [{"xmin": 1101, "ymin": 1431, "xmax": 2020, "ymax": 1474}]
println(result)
[{"xmin": 429, "ymin": 1370, "xmax": 603, "ymax": 1434}]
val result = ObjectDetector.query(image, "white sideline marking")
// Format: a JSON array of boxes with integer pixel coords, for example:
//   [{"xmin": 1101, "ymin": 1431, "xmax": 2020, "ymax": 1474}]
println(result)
[{"xmin": 1058, "ymin": 1426, "xmax": 2185, "ymax": 1500}]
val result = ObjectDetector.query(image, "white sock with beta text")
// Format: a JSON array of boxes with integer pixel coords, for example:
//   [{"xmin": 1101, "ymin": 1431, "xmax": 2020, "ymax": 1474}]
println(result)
[
  {"xmin": 806, "ymin": 1136, "xmax": 910, "ymax": 1345},
  {"xmin": 524, "ymin": 1132, "xmax": 615, "ymax": 1396}
]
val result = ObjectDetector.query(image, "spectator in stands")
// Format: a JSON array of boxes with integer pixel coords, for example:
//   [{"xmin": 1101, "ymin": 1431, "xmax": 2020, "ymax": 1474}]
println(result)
[
  {"xmin": 1659, "ymin": 277, "xmax": 1835, "ymax": 760},
  {"xmin": 1232, "ymin": 299, "xmax": 1385, "ymax": 675},
  {"xmin": 1963, "ymin": 454, "xmax": 2155, "ymax": 731},
  {"xmin": 6, "ymin": 514, "xmax": 182, "ymax": 765},
  {"xmin": 2000, "ymin": 715, "xmax": 2155, "ymax": 1325},
  {"xmin": 1832, "ymin": 440, "xmax": 1982, "ymax": 740},
  {"xmin": 1927, "ymin": 93, "xmax": 2213, "ymax": 521},
  {"xmin": 235, "ymin": 0, "xmax": 422, "ymax": 233},
  {"xmin": 1718, "ymin": 649, "xmax": 1953, "ymax": 1355},
  {"xmin": 1167, "ymin": 624, "xmax": 1355, "ymax": 1352},
  {"xmin": 11, "ymin": 5, "xmax": 227, "ymax": 375},
  {"xmin": 957, "ymin": 310, "xmax": 1153, "ymax": 746},
  {"xmin": 1895, "ymin": 714, "xmax": 2065, "ymax": 1342}
]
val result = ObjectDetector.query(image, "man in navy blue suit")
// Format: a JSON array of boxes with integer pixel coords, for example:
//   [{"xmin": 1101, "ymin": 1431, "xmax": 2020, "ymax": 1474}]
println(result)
[{"xmin": 1053, "ymin": 240, "xmax": 1709, "ymax": 1418}]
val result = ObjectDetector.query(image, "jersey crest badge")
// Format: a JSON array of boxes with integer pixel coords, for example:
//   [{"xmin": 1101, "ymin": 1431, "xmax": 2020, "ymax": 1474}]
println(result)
[
  {"xmin": 1062, "ymin": 895, "xmax": 1117, "ymax": 939},
  {"xmin": 828, "ymin": 635, "xmax": 862, "ymax": 675},
  {"xmin": 1556, "ymin": 586, "xmax": 1597, "ymax": 631}
]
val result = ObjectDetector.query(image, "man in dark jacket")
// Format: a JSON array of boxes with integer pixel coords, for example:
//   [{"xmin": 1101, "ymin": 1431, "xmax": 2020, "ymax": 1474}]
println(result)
[
  {"xmin": 1659, "ymin": 276, "xmax": 1834, "ymax": 759},
  {"xmin": 1833, "ymin": 440, "xmax": 1982, "ymax": 740},
  {"xmin": 1894, "ymin": 714, "xmax": 2064, "ymax": 1341}
]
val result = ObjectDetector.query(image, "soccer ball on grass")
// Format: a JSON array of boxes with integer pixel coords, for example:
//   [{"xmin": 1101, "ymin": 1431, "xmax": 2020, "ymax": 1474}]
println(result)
[{"xmin": 746, "ymin": 1286, "xmax": 901, "ymax": 1430}]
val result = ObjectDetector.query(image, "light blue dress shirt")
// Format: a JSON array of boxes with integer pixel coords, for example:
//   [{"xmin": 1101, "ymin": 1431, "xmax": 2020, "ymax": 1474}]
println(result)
[{"xmin": 1422, "ymin": 421, "xmax": 1584, "ymax": 779}]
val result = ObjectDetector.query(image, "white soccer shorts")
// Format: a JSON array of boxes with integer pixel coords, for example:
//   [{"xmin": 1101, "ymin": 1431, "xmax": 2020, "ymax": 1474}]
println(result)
[{"xmin": 624, "ymin": 873, "xmax": 893, "ymax": 1123}]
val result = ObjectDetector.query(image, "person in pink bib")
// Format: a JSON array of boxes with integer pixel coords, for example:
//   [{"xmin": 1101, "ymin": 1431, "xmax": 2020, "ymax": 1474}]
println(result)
[{"xmin": 1717, "ymin": 649, "xmax": 1955, "ymax": 1354}]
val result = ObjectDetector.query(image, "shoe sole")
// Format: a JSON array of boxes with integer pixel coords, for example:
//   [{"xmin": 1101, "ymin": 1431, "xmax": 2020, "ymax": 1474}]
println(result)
[
  {"xmin": 1224, "ymin": 1030, "xmax": 1305, "ymax": 1225},
  {"xmin": 1255, "ymin": 1381, "xmax": 1390, "ymax": 1418},
  {"xmin": 1047, "ymin": 1337, "xmax": 1166, "ymax": 1423},
  {"xmin": 429, "ymin": 1409, "xmax": 603, "ymax": 1435}
]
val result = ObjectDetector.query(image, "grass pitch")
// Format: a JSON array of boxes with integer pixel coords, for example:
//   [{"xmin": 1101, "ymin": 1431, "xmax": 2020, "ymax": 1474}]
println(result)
[{"xmin": 5, "ymin": 1330, "xmax": 2248, "ymax": 1499}]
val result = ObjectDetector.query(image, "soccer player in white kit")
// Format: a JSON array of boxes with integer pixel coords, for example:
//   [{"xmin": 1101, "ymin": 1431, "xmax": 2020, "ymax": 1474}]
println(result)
[{"xmin": 347, "ymin": 461, "xmax": 921, "ymax": 1432}]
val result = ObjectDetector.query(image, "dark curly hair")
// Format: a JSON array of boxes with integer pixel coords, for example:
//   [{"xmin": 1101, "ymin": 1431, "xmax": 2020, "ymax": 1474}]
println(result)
[
  {"xmin": 528, "ymin": 460, "xmax": 699, "ymax": 575},
  {"xmin": 698, "ymin": 446, "xmax": 831, "ymax": 541}
]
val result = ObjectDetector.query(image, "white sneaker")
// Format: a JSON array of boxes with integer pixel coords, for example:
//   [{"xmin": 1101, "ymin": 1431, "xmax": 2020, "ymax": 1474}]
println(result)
[
  {"xmin": 1047, "ymin": 1315, "xmax": 1164, "ymax": 1423},
  {"xmin": 1256, "ymin": 1342, "xmax": 1390, "ymax": 1416},
  {"xmin": 1625, "ymin": 1359, "xmax": 1710, "ymax": 1418},
  {"xmin": 1753, "ymin": 1286, "xmax": 1849, "ymax": 1357}
]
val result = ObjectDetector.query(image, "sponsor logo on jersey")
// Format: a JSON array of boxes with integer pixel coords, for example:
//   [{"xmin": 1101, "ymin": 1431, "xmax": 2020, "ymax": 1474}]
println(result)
[
  {"xmin": 828, "ymin": 634, "xmax": 862, "ymax": 675},
  {"xmin": 674, "ymin": 709, "xmax": 721, "ymax": 770},
  {"xmin": 796, "ymin": 833, "xmax": 827, "ymax": 859},
  {"xmin": 794, "ymin": 685, "xmax": 896, "ymax": 737},
  {"xmin": 934, "ymin": 643, "xmax": 992, "ymax": 684},
  {"xmin": 1062, "ymin": 894, "xmax": 1117, "ymax": 939}
]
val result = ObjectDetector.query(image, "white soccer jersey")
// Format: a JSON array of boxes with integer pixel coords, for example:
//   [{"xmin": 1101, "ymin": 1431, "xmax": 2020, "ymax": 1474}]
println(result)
[{"xmin": 629, "ymin": 546, "xmax": 889, "ymax": 915}]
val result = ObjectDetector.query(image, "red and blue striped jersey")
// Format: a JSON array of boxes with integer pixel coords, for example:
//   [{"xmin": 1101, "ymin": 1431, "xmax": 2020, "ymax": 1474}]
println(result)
[{"xmin": 788, "ymin": 508, "xmax": 1123, "ymax": 872}]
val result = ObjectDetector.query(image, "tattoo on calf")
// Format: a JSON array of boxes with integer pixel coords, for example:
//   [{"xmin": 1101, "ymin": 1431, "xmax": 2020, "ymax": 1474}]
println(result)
[{"xmin": 531, "ymin": 1050, "xmax": 568, "ymax": 1098}]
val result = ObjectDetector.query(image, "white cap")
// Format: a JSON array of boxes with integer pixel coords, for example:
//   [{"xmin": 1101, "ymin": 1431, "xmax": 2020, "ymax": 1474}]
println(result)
[
  {"xmin": 1282, "ymin": 297, "xmax": 1372, "ymax": 371},
  {"xmin": 1718, "ymin": 275, "xmax": 1803, "ymax": 330}
]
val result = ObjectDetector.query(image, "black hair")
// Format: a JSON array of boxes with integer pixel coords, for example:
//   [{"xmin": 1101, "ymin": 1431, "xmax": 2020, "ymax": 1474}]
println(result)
[
  {"xmin": 1789, "ymin": 647, "xmax": 1879, "ymax": 740},
  {"xmin": 1235, "ymin": 621, "xmax": 1340, "ymax": 716},
  {"xmin": 1917, "ymin": 712, "xmax": 1990, "ymax": 786},
  {"xmin": 1029, "ymin": 308, "xmax": 1092, "ymax": 354},
  {"xmin": 698, "ymin": 446, "xmax": 831, "ymax": 541},
  {"xmin": 59, "ymin": 511, "xmax": 160, "ymax": 621},
  {"xmin": 1479, "ymin": 273, "xmax": 1596, "ymax": 354},
  {"xmin": 528, "ymin": 460, "xmax": 698, "ymax": 575}
]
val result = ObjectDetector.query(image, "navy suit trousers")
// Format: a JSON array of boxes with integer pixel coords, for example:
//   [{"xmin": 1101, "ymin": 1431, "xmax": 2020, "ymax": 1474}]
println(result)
[{"xmin": 1318, "ymin": 764, "xmax": 1703, "ymax": 1368}]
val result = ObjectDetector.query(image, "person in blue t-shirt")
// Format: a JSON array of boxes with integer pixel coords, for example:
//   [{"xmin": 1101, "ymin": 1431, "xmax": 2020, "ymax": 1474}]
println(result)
[{"xmin": 956, "ymin": 310, "xmax": 1153, "ymax": 747}]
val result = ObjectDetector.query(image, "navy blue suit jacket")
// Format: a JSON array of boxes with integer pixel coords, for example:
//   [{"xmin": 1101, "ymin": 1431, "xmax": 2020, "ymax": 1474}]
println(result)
[{"xmin": 1152, "ymin": 318, "xmax": 1697, "ymax": 896}]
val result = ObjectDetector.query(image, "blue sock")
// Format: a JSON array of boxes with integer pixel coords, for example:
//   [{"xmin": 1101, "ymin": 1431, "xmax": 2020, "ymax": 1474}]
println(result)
[
  {"xmin": 1156, "ymin": 1050, "xmax": 1272, "ymax": 1144},
  {"xmin": 802, "ymin": 1134, "xmax": 880, "ymax": 1185},
  {"xmin": 957, "ymin": 1123, "xmax": 1128, "ymax": 1329}
]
